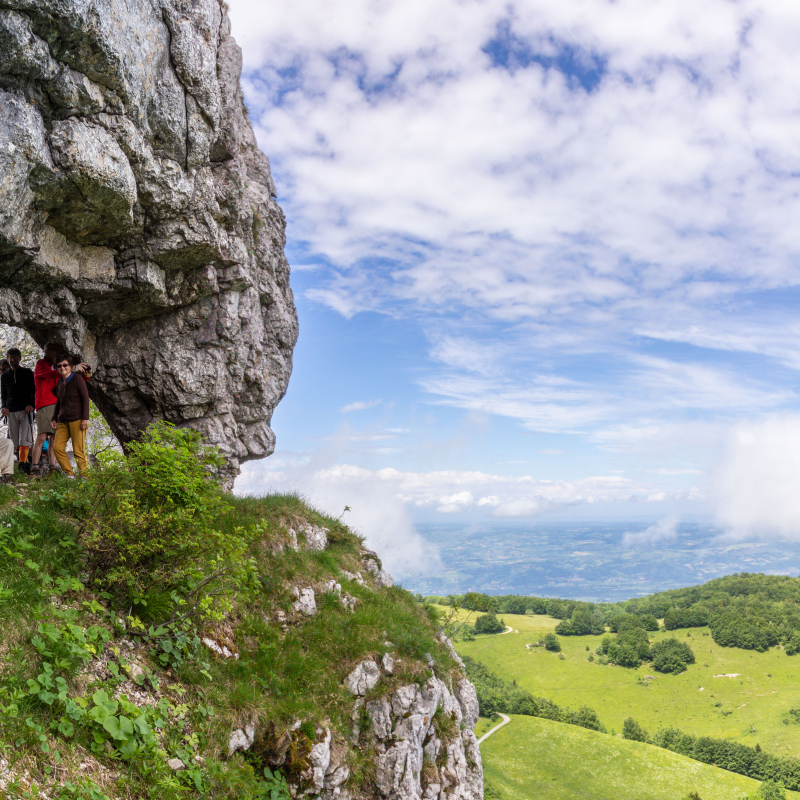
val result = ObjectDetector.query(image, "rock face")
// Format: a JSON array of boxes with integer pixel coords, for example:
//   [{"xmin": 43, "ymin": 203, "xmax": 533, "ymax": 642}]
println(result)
[
  {"xmin": 351, "ymin": 660, "xmax": 484, "ymax": 800},
  {"xmin": 0, "ymin": 0, "xmax": 298, "ymax": 478}
]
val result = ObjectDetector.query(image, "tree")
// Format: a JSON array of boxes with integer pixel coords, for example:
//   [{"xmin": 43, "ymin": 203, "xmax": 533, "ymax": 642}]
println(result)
[
  {"xmin": 462, "ymin": 592, "xmax": 497, "ymax": 612},
  {"xmin": 640, "ymin": 614, "xmax": 660, "ymax": 631},
  {"xmin": 757, "ymin": 781, "xmax": 786, "ymax": 800},
  {"xmin": 651, "ymin": 638, "xmax": 695, "ymax": 674},
  {"xmin": 474, "ymin": 612, "xmax": 505, "ymax": 634},
  {"xmin": 622, "ymin": 717, "xmax": 649, "ymax": 743},
  {"xmin": 543, "ymin": 633, "xmax": 561, "ymax": 652}
]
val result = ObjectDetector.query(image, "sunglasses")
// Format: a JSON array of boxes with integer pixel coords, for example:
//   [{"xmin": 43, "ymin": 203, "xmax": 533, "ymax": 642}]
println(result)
[{"xmin": 56, "ymin": 363, "xmax": 70, "ymax": 369}]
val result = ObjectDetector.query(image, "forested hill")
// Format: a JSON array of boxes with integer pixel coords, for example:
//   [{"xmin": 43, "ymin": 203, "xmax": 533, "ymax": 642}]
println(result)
[{"xmin": 431, "ymin": 572, "xmax": 800, "ymax": 653}]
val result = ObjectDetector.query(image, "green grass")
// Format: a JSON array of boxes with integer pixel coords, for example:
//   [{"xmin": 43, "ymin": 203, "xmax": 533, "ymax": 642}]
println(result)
[
  {"xmin": 480, "ymin": 715, "xmax": 799, "ymax": 800},
  {"xmin": 449, "ymin": 608, "xmax": 800, "ymax": 756},
  {"xmin": 0, "ymin": 470, "xmax": 455, "ymax": 800}
]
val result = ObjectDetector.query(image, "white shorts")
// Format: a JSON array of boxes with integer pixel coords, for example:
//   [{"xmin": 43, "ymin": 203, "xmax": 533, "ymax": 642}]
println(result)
[
  {"xmin": 0, "ymin": 438, "xmax": 12, "ymax": 475},
  {"xmin": 7, "ymin": 410, "xmax": 34, "ymax": 448}
]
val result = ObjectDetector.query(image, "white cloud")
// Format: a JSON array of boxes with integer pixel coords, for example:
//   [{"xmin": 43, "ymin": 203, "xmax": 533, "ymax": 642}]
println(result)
[
  {"xmin": 714, "ymin": 414, "xmax": 800, "ymax": 539},
  {"xmin": 340, "ymin": 399, "xmax": 382, "ymax": 413},
  {"xmin": 623, "ymin": 515, "xmax": 679, "ymax": 547},
  {"xmin": 236, "ymin": 459, "xmax": 442, "ymax": 578},
  {"xmin": 226, "ymin": 0, "xmax": 800, "ymax": 498},
  {"xmin": 238, "ymin": 458, "xmax": 691, "ymax": 526}
]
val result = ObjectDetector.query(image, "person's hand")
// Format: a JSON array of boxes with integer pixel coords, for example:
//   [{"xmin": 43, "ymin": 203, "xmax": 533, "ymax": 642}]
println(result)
[
  {"xmin": 1, "ymin": 408, "xmax": 8, "ymax": 417},
  {"xmin": 80, "ymin": 420, "xmax": 89, "ymax": 431},
  {"xmin": 81, "ymin": 363, "xmax": 92, "ymax": 374},
  {"xmin": 25, "ymin": 405, "xmax": 33, "ymax": 413},
  {"xmin": 51, "ymin": 420, "xmax": 57, "ymax": 430}
]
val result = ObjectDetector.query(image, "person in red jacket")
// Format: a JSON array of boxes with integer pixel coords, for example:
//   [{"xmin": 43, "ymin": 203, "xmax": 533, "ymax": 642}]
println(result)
[{"xmin": 30, "ymin": 343, "xmax": 91, "ymax": 477}]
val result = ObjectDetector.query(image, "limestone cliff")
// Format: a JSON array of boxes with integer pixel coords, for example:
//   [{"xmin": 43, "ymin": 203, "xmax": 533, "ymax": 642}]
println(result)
[{"xmin": 0, "ymin": 0, "xmax": 298, "ymax": 477}]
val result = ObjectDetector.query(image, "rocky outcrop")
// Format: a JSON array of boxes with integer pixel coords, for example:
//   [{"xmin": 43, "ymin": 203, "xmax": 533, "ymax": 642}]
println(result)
[
  {"xmin": 0, "ymin": 0, "xmax": 297, "ymax": 479},
  {"xmin": 350, "ymin": 660, "xmax": 483, "ymax": 800}
]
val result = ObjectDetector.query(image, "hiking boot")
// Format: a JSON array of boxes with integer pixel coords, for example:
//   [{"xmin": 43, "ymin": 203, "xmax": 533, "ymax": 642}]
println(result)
[
  {"xmin": 0, "ymin": 475, "xmax": 10, "ymax": 485},
  {"xmin": 30, "ymin": 465, "xmax": 40, "ymax": 477}
]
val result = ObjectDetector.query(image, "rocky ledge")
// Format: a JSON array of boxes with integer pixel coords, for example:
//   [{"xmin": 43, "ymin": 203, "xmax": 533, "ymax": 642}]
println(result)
[{"xmin": 0, "ymin": 0, "xmax": 298, "ymax": 479}]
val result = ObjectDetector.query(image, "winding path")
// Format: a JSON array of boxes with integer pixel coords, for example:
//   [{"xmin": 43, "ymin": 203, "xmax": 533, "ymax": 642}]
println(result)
[
  {"xmin": 477, "ymin": 713, "xmax": 511, "ymax": 745},
  {"xmin": 498, "ymin": 626, "xmax": 515, "ymax": 635}
]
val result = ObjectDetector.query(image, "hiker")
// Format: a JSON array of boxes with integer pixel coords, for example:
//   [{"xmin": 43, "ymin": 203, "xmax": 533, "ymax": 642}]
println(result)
[
  {"xmin": 50, "ymin": 353, "xmax": 90, "ymax": 478},
  {"xmin": 0, "ymin": 438, "xmax": 12, "ymax": 484},
  {"xmin": 30, "ymin": 343, "xmax": 91, "ymax": 477},
  {"xmin": 1, "ymin": 347, "xmax": 35, "ymax": 469}
]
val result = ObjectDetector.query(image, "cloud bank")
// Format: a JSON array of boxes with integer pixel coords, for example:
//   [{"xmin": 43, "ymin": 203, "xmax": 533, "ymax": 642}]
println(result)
[
  {"xmin": 228, "ymin": 0, "xmax": 800, "ymax": 447},
  {"xmin": 715, "ymin": 415, "xmax": 800, "ymax": 540}
]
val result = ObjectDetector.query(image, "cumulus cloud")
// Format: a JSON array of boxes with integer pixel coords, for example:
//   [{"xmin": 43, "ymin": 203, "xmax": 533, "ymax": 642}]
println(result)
[
  {"xmin": 623, "ymin": 515, "xmax": 679, "ymax": 548},
  {"xmin": 714, "ymin": 414, "xmax": 800, "ymax": 539},
  {"xmin": 224, "ymin": 0, "xmax": 800, "ymax": 448}
]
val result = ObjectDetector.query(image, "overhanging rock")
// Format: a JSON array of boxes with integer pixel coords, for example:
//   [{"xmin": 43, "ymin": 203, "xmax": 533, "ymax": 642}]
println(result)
[{"xmin": 0, "ymin": 0, "xmax": 298, "ymax": 480}]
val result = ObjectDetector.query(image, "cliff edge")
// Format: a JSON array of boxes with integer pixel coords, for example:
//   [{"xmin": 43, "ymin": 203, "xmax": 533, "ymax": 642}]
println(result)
[{"xmin": 0, "ymin": 0, "xmax": 298, "ymax": 478}]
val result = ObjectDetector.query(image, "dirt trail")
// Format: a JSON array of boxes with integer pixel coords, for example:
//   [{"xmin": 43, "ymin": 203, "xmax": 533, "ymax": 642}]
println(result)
[{"xmin": 477, "ymin": 713, "xmax": 511, "ymax": 745}]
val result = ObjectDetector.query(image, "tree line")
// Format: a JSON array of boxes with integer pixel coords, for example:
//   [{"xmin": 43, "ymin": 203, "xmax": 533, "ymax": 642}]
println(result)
[
  {"xmin": 624, "ymin": 717, "xmax": 800, "ymax": 791},
  {"xmin": 431, "ymin": 573, "xmax": 800, "ymax": 653}
]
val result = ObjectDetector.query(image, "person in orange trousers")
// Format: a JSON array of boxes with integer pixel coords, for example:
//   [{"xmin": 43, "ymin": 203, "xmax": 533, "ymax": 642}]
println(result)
[{"xmin": 50, "ymin": 354, "xmax": 90, "ymax": 477}]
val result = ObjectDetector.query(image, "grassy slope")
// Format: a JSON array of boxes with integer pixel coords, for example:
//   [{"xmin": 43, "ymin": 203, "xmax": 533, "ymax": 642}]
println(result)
[
  {"xmin": 480, "ymin": 715, "xmax": 800, "ymax": 800},
  {"xmin": 447, "ymin": 608, "xmax": 800, "ymax": 756},
  {"xmin": 0, "ymin": 477, "xmax": 454, "ymax": 799}
]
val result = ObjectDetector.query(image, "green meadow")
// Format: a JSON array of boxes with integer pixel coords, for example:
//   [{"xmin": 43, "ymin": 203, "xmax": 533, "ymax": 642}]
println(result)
[
  {"xmin": 480, "ymin": 715, "xmax": 800, "ymax": 800},
  {"xmin": 446, "ymin": 608, "xmax": 800, "ymax": 757}
]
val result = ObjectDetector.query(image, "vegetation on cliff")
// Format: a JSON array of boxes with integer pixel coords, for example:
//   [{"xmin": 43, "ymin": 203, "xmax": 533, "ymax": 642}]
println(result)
[{"xmin": 0, "ymin": 424, "xmax": 459, "ymax": 800}]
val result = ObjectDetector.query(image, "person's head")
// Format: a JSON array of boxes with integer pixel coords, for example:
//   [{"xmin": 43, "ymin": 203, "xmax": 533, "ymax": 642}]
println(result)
[
  {"xmin": 54, "ymin": 353, "xmax": 72, "ymax": 378},
  {"xmin": 44, "ymin": 342, "xmax": 60, "ymax": 364},
  {"xmin": 0, "ymin": 359, "xmax": 9, "ymax": 373},
  {"xmin": 6, "ymin": 348, "xmax": 21, "ymax": 370}
]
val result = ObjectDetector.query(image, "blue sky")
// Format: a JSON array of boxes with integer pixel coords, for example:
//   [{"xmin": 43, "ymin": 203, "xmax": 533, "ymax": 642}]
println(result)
[{"xmin": 230, "ymin": 0, "xmax": 800, "ymax": 572}]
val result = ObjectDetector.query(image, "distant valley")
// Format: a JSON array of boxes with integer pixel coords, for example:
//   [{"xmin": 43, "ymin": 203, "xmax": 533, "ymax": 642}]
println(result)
[{"xmin": 403, "ymin": 521, "xmax": 800, "ymax": 601}]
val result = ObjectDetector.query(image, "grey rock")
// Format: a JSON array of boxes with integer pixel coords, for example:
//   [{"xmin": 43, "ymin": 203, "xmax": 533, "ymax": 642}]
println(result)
[
  {"xmin": 309, "ymin": 729, "xmax": 331, "ymax": 790},
  {"xmin": 167, "ymin": 758, "xmax": 185, "ymax": 771},
  {"xmin": 340, "ymin": 594, "xmax": 358, "ymax": 612},
  {"xmin": 291, "ymin": 586, "xmax": 317, "ymax": 617},
  {"xmin": 382, "ymin": 653, "xmax": 395, "ymax": 675},
  {"xmin": 363, "ymin": 553, "xmax": 394, "ymax": 588},
  {"xmin": 301, "ymin": 524, "xmax": 328, "ymax": 552},
  {"xmin": 345, "ymin": 659, "xmax": 381, "ymax": 697},
  {"xmin": 341, "ymin": 570, "xmax": 365, "ymax": 586},
  {"xmin": 227, "ymin": 722, "xmax": 255, "ymax": 757},
  {"xmin": 0, "ymin": 0, "xmax": 297, "ymax": 481}
]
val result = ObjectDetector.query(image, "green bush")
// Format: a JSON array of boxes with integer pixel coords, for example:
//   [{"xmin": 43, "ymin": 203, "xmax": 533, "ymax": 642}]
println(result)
[
  {"xmin": 543, "ymin": 633, "xmax": 561, "ymax": 652},
  {"xmin": 622, "ymin": 716, "xmax": 649, "ymax": 743},
  {"xmin": 651, "ymin": 638, "xmax": 695, "ymax": 674},
  {"xmin": 74, "ymin": 422, "xmax": 240, "ymax": 601},
  {"xmin": 474, "ymin": 612, "xmax": 505, "ymax": 634},
  {"xmin": 597, "ymin": 628, "xmax": 651, "ymax": 668}
]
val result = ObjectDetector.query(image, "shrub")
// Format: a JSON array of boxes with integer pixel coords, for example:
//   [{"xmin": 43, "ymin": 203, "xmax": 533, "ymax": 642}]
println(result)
[
  {"xmin": 651, "ymin": 638, "xmax": 695, "ymax": 674},
  {"xmin": 757, "ymin": 781, "xmax": 787, "ymax": 800},
  {"xmin": 543, "ymin": 633, "xmax": 561, "ymax": 652},
  {"xmin": 474, "ymin": 612, "xmax": 505, "ymax": 634},
  {"xmin": 622, "ymin": 716, "xmax": 649, "ymax": 743},
  {"xmin": 597, "ymin": 628, "xmax": 651, "ymax": 668},
  {"xmin": 75, "ymin": 422, "xmax": 238, "ymax": 601}
]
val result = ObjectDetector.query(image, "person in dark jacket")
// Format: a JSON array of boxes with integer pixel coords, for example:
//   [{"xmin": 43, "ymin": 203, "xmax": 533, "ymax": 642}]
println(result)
[
  {"xmin": 1, "ymin": 347, "xmax": 35, "ymax": 466},
  {"xmin": 50, "ymin": 353, "xmax": 90, "ymax": 477}
]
